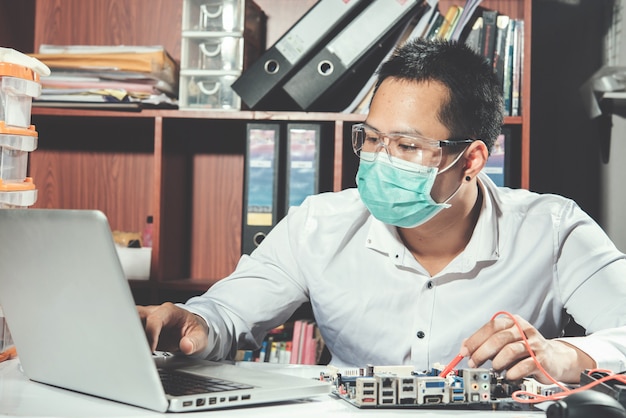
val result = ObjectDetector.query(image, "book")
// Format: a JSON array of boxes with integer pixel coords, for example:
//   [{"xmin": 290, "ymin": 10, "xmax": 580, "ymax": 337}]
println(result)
[
  {"xmin": 511, "ymin": 19, "xmax": 524, "ymax": 116},
  {"xmin": 290, "ymin": 319, "xmax": 305, "ymax": 365},
  {"xmin": 464, "ymin": 16, "xmax": 483, "ymax": 54},
  {"xmin": 438, "ymin": 5, "xmax": 464, "ymax": 40},
  {"xmin": 449, "ymin": 0, "xmax": 485, "ymax": 41},
  {"xmin": 502, "ymin": 19, "xmax": 516, "ymax": 115},
  {"xmin": 425, "ymin": 11, "xmax": 445, "ymax": 40},
  {"xmin": 479, "ymin": 9, "xmax": 498, "ymax": 66},
  {"xmin": 492, "ymin": 14, "xmax": 510, "ymax": 87}
]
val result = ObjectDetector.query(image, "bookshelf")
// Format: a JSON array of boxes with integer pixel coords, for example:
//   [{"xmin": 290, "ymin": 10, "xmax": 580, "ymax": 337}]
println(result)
[{"xmin": 1, "ymin": 0, "xmax": 532, "ymax": 304}]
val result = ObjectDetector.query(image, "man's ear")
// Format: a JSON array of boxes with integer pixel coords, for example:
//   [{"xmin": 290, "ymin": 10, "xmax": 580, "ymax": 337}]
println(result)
[{"xmin": 463, "ymin": 140, "xmax": 489, "ymax": 178}]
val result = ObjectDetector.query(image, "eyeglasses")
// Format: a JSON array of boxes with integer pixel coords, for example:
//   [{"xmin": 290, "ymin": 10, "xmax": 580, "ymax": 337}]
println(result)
[{"xmin": 351, "ymin": 123, "xmax": 474, "ymax": 167}]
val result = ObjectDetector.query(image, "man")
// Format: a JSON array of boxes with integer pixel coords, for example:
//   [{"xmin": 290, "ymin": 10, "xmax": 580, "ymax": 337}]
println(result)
[{"xmin": 139, "ymin": 39, "xmax": 626, "ymax": 384}]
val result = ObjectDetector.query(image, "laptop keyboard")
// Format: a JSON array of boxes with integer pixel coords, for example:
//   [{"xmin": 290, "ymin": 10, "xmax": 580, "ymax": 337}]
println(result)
[{"xmin": 158, "ymin": 369, "xmax": 254, "ymax": 396}]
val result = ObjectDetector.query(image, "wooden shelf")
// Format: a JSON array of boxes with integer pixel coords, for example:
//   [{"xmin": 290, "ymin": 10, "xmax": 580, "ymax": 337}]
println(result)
[{"xmin": 11, "ymin": 0, "xmax": 532, "ymax": 303}]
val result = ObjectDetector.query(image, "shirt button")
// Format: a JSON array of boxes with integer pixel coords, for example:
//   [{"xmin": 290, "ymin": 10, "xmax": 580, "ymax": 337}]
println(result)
[
  {"xmin": 427, "ymin": 281, "xmax": 433, "ymax": 289},
  {"xmin": 417, "ymin": 331, "xmax": 425, "ymax": 339}
]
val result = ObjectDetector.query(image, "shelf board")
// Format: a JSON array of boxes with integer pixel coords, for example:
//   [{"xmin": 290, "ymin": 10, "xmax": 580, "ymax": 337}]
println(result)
[
  {"xmin": 32, "ymin": 106, "xmax": 366, "ymax": 122},
  {"xmin": 32, "ymin": 106, "xmax": 523, "ymax": 126}
]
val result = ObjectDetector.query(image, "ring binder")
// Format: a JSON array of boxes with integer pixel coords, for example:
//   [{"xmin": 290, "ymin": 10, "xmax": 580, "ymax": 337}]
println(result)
[
  {"xmin": 231, "ymin": 0, "xmax": 369, "ymax": 110},
  {"xmin": 285, "ymin": 123, "xmax": 321, "ymax": 212},
  {"xmin": 242, "ymin": 123, "xmax": 281, "ymax": 254},
  {"xmin": 281, "ymin": 0, "xmax": 427, "ymax": 111}
]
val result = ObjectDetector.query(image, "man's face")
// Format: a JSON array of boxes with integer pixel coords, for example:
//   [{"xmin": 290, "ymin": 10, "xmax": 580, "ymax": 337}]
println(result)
[{"xmin": 366, "ymin": 77, "xmax": 464, "ymax": 203}]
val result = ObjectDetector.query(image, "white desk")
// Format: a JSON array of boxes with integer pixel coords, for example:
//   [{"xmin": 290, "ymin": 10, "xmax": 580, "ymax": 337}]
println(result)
[{"xmin": 0, "ymin": 359, "xmax": 544, "ymax": 417}]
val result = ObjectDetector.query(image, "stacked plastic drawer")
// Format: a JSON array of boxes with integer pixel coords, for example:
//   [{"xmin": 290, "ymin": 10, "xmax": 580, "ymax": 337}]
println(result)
[
  {"xmin": 0, "ymin": 62, "xmax": 41, "ymax": 208},
  {"xmin": 179, "ymin": 0, "xmax": 265, "ymax": 110}
]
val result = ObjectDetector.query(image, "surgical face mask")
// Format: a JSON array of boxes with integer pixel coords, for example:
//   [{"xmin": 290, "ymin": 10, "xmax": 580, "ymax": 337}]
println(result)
[{"xmin": 356, "ymin": 151, "xmax": 464, "ymax": 228}]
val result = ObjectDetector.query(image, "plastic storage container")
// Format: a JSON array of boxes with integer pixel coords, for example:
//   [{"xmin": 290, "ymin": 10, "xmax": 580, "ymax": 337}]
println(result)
[
  {"xmin": 0, "ymin": 186, "xmax": 37, "ymax": 208},
  {"xmin": 183, "ymin": 0, "xmax": 247, "ymax": 32},
  {"xmin": 0, "ymin": 122, "xmax": 38, "ymax": 207},
  {"xmin": 0, "ymin": 125, "xmax": 38, "ymax": 184},
  {"xmin": 179, "ymin": 0, "xmax": 265, "ymax": 110},
  {"xmin": 180, "ymin": 72, "xmax": 241, "ymax": 109},
  {"xmin": 182, "ymin": 35, "xmax": 245, "ymax": 71},
  {"xmin": 0, "ymin": 58, "xmax": 41, "ymax": 208},
  {"xmin": 0, "ymin": 62, "xmax": 41, "ymax": 129}
]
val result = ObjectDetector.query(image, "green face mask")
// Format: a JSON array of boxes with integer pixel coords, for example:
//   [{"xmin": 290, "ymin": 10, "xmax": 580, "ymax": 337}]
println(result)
[{"xmin": 356, "ymin": 152, "xmax": 461, "ymax": 228}]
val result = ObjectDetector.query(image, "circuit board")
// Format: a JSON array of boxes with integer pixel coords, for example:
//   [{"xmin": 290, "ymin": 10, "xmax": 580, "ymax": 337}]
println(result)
[{"xmin": 325, "ymin": 365, "xmax": 542, "ymax": 411}]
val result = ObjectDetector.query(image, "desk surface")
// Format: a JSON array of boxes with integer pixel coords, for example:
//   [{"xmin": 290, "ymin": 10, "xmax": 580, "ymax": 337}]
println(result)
[{"xmin": 0, "ymin": 359, "xmax": 544, "ymax": 417}]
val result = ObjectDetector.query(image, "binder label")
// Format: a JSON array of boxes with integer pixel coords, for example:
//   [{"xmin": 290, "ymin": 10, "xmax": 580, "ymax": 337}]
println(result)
[
  {"xmin": 328, "ymin": 0, "xmax": 418, "ymax": 66},
  {"xmin": 246, "ymin": 127, "xmax": 278, "ymax": 226},
  {"xmin": 275, "ymin": 0, "xmax": 362, "ymax": 64}
]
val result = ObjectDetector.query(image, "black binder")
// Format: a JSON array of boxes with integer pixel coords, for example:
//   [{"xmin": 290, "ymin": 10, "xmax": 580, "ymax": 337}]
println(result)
[
  {"xmin": 231, "ymin": 0, "xmax": 370, "ymax": 110},
  {"xmin": 281, "ymin": 0, "xmax": 427, "ymax": 112},
  {"xmin": 242, "ymin": 123, "xmax": 281, "ymax": 255},
  {"xmin": 285, "ymin": 123, "xmax": 321, "ymax": 213}
]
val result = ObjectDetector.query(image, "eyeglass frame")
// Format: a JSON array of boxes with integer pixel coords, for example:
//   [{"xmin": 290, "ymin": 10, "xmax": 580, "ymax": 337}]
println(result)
[{"xmin": 351, "ymin": 123, "xmax": 475, "ymax": 168}]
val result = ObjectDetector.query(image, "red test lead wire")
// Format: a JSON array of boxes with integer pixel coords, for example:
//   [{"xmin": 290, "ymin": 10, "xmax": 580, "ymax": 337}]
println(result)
[{"xmin": 439, "ymin": 353, "xmax": 464, "ymax": 377}]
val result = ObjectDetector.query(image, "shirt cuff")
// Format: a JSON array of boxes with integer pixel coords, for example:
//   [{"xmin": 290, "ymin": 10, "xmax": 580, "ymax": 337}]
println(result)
[{"xmin": 557, "ymin": 336, "xmax": 626, "ymax": 373}]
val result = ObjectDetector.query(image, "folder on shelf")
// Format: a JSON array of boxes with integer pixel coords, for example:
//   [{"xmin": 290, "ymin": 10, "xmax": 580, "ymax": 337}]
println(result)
[
  {"xmin": 285, "ymin": 124, "xmax": 320, "ymax": 213},
  {"xmin": 281, "ymin": 0, "xmax": 426, "ymax": 112},
  {"xmin": 231, "ymin": 0, "xmax": 369, "ymax": 110},
  {"xmin": 242, "ymin": 123, "xmax": 281, "ymax": 255}
]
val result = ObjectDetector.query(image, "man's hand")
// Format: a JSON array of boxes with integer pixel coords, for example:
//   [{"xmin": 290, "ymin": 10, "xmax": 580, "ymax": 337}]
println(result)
[
  {"xmin": 137, "ymin": 303, "xmax": 209, "ymax": 356},
  {"xmin": 460, "ymin": 313, "xmax": 595, "ymax": 384}
]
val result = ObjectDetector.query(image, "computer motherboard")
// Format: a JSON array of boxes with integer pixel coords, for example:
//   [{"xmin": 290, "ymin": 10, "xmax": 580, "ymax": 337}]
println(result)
[{"xmin": 324, "ymin": 364, "xmax": 548, "ymax": 411}]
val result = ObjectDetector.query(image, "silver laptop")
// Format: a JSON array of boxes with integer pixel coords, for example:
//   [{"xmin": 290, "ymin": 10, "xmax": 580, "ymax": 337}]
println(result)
[{"xmin": 0, "ymin": 208, "xmax": 330, "ymax": 412}]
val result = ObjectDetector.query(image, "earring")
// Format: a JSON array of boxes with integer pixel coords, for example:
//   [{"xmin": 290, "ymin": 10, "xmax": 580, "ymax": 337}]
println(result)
[{"xmin": 465, "ymin": 176, "xmax": 471, "ymax": 182}]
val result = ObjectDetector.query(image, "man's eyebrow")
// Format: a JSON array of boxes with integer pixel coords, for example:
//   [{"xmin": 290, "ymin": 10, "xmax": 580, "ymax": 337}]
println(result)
[{"xmin": 363, "ymin": 121, "xmax": 427, "ymax": 137}]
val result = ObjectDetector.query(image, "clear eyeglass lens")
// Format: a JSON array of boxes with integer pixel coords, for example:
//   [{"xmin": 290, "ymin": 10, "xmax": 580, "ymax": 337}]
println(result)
[{"xmin": 352, "ymin": 125, "xmax": 443, "ymax": 167}]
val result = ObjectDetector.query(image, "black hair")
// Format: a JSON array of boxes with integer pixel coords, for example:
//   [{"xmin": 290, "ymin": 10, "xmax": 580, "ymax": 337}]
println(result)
[{"xmin": 374, "ymin": 38, "xmax": 504, "ymax": 153}]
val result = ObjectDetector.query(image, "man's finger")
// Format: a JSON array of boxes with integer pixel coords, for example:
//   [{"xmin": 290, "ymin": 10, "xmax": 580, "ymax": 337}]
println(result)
[{"xmin": 179, "ymin": 315, "xmax": 209, "ymax": 355}]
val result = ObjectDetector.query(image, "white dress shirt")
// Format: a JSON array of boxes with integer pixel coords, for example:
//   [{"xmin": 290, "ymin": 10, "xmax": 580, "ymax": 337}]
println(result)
[{"xmin": 183, "ymin": 172, "xmax": 626, "ymax": 373}]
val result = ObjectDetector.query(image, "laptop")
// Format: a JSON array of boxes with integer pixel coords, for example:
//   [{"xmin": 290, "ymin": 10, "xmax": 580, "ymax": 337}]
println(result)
[{"xmin": 0, "ymin": 208, "xmax": 330, "ymax": 412}]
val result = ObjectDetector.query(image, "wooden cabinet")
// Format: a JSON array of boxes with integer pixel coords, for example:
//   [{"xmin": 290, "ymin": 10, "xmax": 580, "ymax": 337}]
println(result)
[{"xmin": 5, "ymin": 0, "xmax": 532, "ymax": 303}]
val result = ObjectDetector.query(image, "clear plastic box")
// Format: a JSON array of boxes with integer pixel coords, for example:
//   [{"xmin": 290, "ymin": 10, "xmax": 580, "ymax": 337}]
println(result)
[
  {"xmin": 182, "ymin": 35, "xmax": 244, "ymax": 71},
  {"xmin": 179, "ymin": 72, "xmax": 241, "ymax": 109},
  {"xmin": 0, "ymin": 131, "xmax": 38, "ymax": 183},
  {"xmin": 183, "ymin": 0, "xmax": 246, "ymax": 32},
  {"xmin": 0, "ymin": 62, "xmax": 41, "ymax": 129}
]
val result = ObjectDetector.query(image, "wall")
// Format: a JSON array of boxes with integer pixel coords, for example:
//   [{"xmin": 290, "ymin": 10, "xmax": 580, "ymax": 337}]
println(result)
[
  {"xmin": 530, "ymin": 0, "xmax": 610, "ymax": 222},
  {"xmin": 600, "ymin": 1, "xmax": 626, "ymax": 251}
]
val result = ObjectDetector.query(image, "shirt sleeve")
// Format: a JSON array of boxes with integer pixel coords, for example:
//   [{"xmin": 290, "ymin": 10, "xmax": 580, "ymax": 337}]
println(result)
[
  {"xmin": 555, "ymin": 200, "xmax": 626, "ymax": 371},
  {"xmin": 177, "ymin": 204, "xmax": 311, "ymax": 361}
]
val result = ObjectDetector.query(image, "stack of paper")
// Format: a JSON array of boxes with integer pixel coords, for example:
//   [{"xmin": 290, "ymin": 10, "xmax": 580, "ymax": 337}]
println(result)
[{"xmin": 30, "ymin": 45, "xmax": 179, "ymax": 109}]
